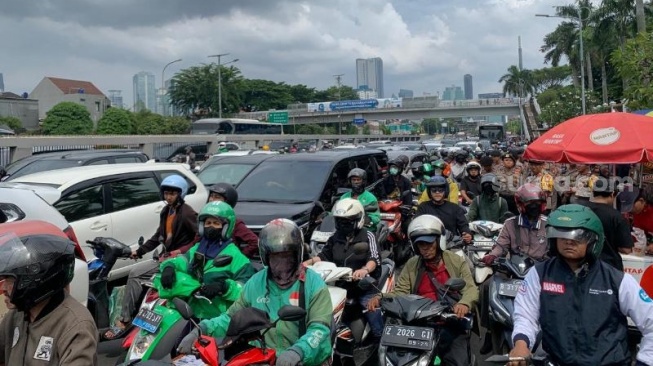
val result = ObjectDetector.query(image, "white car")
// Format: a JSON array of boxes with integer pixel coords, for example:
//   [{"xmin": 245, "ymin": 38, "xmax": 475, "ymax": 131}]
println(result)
[{"xmin": 3, "ymin": 162, "xmax": 208, "ymax": 280}]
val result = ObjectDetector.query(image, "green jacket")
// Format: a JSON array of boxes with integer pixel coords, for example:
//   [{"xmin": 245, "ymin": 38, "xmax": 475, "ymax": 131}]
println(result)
[
  {"xmin": 200, "ymin": 268, "xmax": 333, "ymax": 366},
  {"xmin": 156, "ymin": 242, "xmax": 256, "ymax": 319},
  {"xmin": 341, "ymin": 190, "xmax": 380, "ymax": 231},
  {"xmin": 387, "ymin": 251, "xmax": 479, "ymax": 309},
  {"xmin": 465, "ymin": 194, "xmax": 509, "ymax": 223}
]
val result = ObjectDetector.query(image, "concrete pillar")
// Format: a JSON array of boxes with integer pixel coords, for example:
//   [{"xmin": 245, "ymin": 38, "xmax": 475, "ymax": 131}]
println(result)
[
  {"xmin": 10, "ymin": 147, "xmax": 32, "ymax": 163},
  {"xmin": 139, "ymin": 144, "xmax": 156, "ymax": 161}
]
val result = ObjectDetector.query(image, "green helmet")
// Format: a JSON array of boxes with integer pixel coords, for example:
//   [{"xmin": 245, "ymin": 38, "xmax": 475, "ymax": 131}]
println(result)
[
  {"xmin": 198, "ymin": 201, "xmax": 236, "ymax": 240},
  {"xmin": 421, "ymin": 163, "xmax": 434, "ymax": 175},
  {"xmin": 546, "ymin": 204, "xmax": 605, "ymax": 262},
  {"xmin": 431, "ymin": 159, "xmax": 447, "ymax": 171}
]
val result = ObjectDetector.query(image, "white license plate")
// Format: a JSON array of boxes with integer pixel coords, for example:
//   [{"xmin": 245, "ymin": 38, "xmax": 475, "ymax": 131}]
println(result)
[{"xmin": 498, "ymin": 279, "xmax": 524, "ymax": 297}]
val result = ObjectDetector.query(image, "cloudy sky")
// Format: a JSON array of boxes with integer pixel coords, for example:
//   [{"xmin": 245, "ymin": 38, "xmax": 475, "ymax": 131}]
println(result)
[{"xmin": 1, "ymin": 0, "xmax": 589, "ymax": 108}]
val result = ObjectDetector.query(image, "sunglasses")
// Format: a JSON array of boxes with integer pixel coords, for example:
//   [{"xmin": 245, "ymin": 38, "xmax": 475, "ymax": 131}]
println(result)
[{"xmin": 429, "ymin": 187, "xmax": 446, "ymax": 193}]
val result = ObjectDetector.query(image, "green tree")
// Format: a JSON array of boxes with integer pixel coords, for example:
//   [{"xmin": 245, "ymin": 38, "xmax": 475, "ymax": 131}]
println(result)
[
  {"xmin": 240, "ymin": 79, "xmax": 293, "ymax": 111},
  {"xmin": 498, "ymin": 66, "xmax": 534, "ymax": 97},
  {"xmin": 96, "ymin": 108, "xmax": 133, "ymax": 135},
  {"xmin": 612, "ymin": 32, "xmax": 653, "ymax": 109},
  {"xmin": 538, "ymin": 86, "xmax": 607, "ymax": 126},
  {"xmin": 295, "ymin": 124, "xmax": 325, "ymax": 134},
  {"xmin": 315, "ymin": 86, "xmax": 359, "ymax": 101},
  {"xmin": 380, "ymin": 125, "xmax": 391, "ymax": 135},
  {"xmin": 421, "ymin": 118, "xmax": 441, "ymax": 135},
  {"xmin": 362, "ymin": 124, "xmax": 371, "ymax": 135},
  {"xmin": 531, "ymin": 66, "xmax": 572, "ymax": 93},
  {"xmin": 163, "ymin": 116, "xmax": 191, "ymax": 134},
  {"xmin": 0, "ymin": 116, "xmax": 22, "ymax": 131},
  {"xmin": 42, "ymin": 102, "xmax": 93, "ymax": 135},
  {"xmin": 132, "ymin": 110, "xmax": 165, "ymax": 134},
  {"xmin": 541, "ymin": 21, "xmax": 581, "ymax": 87},
  {"xmin": 506, "ymin": 118, "xmax": 522, "ymax": 134},
  {"xmin": 289, "ymin": 84, "xmax": 317, "ymax": 103}
]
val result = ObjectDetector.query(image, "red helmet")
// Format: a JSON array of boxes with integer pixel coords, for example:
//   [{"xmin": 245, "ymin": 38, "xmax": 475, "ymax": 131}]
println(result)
[{"xmin": 515, "ymin": 183, "xmax": 546, "ymax": 214}]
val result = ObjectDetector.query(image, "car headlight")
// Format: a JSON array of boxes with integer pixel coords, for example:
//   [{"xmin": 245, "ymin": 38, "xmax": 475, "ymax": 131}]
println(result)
[{"xmin": 128, "ymin": 331, "xmax": 157, "ymax": 360}]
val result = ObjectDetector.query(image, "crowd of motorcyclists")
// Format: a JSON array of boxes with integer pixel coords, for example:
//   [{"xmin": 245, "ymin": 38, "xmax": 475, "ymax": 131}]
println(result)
[{"xmin": 2, "ymin": 141, "xmax": 653, "ymax": 366}]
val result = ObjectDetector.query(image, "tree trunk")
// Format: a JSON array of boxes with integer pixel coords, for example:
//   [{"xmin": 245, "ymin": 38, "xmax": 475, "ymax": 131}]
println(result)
[
  {"xmin": 636, "ymin": 0, "xmax": 646, "ymax": 34},
  {"xmin": 571, "ymin": 64, "xmax": 580, "ymax": 88},
  {"xmin": 586, "ymin": 51, "xmax": 594, "ymax": 92},
  {"xmin": 601, "ymin": 58, "xmax": 608, "ymax": 104}
]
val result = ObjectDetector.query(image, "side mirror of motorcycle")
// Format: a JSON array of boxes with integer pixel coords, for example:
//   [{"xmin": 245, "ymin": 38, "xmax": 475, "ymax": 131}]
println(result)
[
  {"xmin": 138, "ymin": 236, "xmax": 144, "ymax": 246},
  {"xmin": 213, "ymin": 255, "xmax": 233, "ymax": 267},
  {"xmin": 444, "ymin": 278, "xmax": 466, "ymax": 292},
  {"xmin": 152, "ymin": 249, "xmax": 159, "ymax": 261},
  {"xmin": 172, "ymin": 297, "xmax": 194, "ymax": 320},
  {"xmin": 277, "ymin": 305, "xmax": 306, "ymax": 322}
]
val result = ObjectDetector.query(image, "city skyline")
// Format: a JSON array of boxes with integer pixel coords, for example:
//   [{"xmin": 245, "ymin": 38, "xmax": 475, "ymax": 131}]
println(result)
[
  {"xmin": 132, "ymin": 71, "xmax": 156, "ymax": 112},
  {"xmin": 356, "ymin": 57, "xmax": 384, "ymax": 98}
]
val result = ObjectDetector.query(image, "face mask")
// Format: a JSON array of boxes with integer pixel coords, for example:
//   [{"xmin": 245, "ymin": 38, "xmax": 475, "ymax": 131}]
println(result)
[
  {"xmin": 336, "ymin": 218, "xmax": 357, "ymax": 235},
  {"xmin": 389, "ymin": 167, "xmax": 400, "ymax": 176},
  {"xmin": 204, "ymin": 226, "xmax": 223, "ymax": 241},
  {"xmin": 482, "ymin": 184, "xmax": 496, "ymax": 195},
  {"xmin": 269, "ymin": 253, "xmax": 299, "ymax": 289},
  {"xmin": 351, "ymin": 181, "xmax": 364, "ymax": 194},
  {"xmin": 525, "ymin": 203, "xmax": 542, "ymax": 219},
  {"xmin": 456, "ymin": 156, "xmax": 466, "ymax": 164}
]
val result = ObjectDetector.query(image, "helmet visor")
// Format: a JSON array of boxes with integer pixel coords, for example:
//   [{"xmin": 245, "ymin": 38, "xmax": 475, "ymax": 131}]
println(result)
[{"xmin": 546, "ymin": 227, "xmax": 596, "ymax": 244}]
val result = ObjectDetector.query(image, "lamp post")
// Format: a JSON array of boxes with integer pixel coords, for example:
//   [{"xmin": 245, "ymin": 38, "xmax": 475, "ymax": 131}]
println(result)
[
  {"xmin": 536, "ymin": 6, "xmax": 588, "ymax": 115},
  {"xmin": 208, "ymin": 53, "xmax": 239, "ymax": 118},
  {"xmin": 161, "ymin": 59, "xmax": 182, "ymax": 115}
]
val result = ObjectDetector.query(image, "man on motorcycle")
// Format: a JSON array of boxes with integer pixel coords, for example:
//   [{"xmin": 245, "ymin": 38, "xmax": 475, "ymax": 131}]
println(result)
[
  {"xmin": 380, "ymin": 159, "xmax": 413, "ymax": 206},
  {"xmin": 340, "ymin": 168, "xmax": 381, "ymax": 232},
  {"xmin": 367, "ymin": 214, "xmax": 479, "ymax": 366},
  {"xmin": 155, "ymin": 201, "xmax": 257, "ymax": 319},
  {"xmin": 416, "ymin": 176, "xmax": 473, "ymax": 244},
  {"xmin": 460, "ymin": 161, "xmax": 482, "ymax": 205},
  {"xmin": 417, "ymin": 159, "xmax": 460, "ymax": 205},
  {"xmin": 105, "ymin": 174, "xmax": 199, "ymax": 340},
  {"xmin": 303, "ymin": 198, "xmax": 384, "ymax": 339},
  {"xmin": 466, "ymin": 173, "xmax": 510, "ymax": 223},
  {"xmin": 207, "ymin": 183, "xmax": 259, "ymax": 259},
  {"xmin": 179, "ymin": 219, "xmax": 333, "ymax": 366},
  {"xmin": 508, "ymin": 204, "xmax": 653, "ymax": 366}
]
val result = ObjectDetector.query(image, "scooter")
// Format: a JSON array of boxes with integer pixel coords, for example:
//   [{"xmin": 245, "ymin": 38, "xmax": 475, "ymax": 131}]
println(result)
[
  {"xmin": 467, "ymin": 221, "xmax": 503, "ymax": 285},
  {"xmin": 121, "ymin": 255, "xmax": 234, "ymax": 363},
  {"xmin": 308, "ymin": 213, "xmax": 391, "ymax": 260},
  {"xmin": 378, "ymin": 278, "xmax": 476, "ymax": 366}
]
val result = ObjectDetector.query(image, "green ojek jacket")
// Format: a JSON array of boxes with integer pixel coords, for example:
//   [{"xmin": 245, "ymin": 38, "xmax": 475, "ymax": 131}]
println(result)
[
  {"xmin": 154, "ymin": 241, "xmax": 256, "ymax": 319},
  {"xmin": 200, "ymin": 268, "xmax": 333, "ymax": 366},
  {"xmin": 341, "ymin": 190, "xmax": 380, "ymax": 231}
]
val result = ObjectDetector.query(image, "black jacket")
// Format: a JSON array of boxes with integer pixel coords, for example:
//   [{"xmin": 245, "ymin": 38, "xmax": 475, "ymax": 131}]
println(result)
[
  {"xmin": 380, "ymin": 175, "xmax": 412, "ymax": 200},
  {"xmin": 137, "ymin": 202, "xmax": 199, "ymax": 256},
  {"xmin": 318, "ymin": 228, "xmax": 381, "ymax": 278},
  {"xmin": 415, "ymin": 201, "xmax": 470, "ymax": 236}
]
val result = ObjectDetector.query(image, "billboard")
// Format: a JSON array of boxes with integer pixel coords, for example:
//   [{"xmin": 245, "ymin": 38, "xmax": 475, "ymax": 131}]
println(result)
[{"xmin": 307, "ymin": 98, "xmax": 402, "ymax": 112}]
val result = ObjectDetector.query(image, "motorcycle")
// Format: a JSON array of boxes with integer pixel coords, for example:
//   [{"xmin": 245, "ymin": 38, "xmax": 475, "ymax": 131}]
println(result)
[
  {"xmin": 309, "ymin": 243, "xmax": 396, "ymax": 366},
  {"xmin": 378, "ymin": 278, "xmax": 476, "ymax": 366},
  {"xmin": 121, "ymin": 255, "xmax": 234, "ymax": 363},
  {"xmin": 467, "ymin": 221, "xmax": 503, "ymax": 285}
]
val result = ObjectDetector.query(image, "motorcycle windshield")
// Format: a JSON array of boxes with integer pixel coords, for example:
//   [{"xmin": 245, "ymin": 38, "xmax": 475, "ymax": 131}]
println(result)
[
  {"xmin": 381, "ymin": 295, "xmax": 448, "ymax": 323},
  {"xmin": 506, "ymin": 254, "xmax": 536, "ymax": 278}
]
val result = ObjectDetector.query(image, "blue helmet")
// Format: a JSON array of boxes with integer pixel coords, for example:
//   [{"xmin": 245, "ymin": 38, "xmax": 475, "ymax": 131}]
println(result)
[
  {"xmin": 160, "ymin": 174, "xmax": 189, "ymax": 199},
  {"xmin": 425, "ymin": 175, "xmax": 449, "ymax": 199}
]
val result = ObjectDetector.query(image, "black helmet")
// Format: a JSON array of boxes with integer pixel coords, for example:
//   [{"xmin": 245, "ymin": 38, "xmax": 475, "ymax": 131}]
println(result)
[
  {"xmin": 0, "ymin": 232, "xmax": 75, "ymax": 311},
  {"xmin": 397, "ymin": 155, "xmax": 410, "ymax": 169},
  {"xmin": 208, "ymin": 182, "xmax": 239, "ymax": 208},
  {"xmin": 258, "ymin": 219, "xmax": 304, "ymax": 267},
  {"xmin": 481, "ymin": 173, "xmax": 501, "ymax": 193},
  {"xmin": 410, "ymin": 161, "xmax": 424, "ymax": 178},
  {"xmin": 347, "ymin": 168, "xmax": 367, "ymax": 194}
]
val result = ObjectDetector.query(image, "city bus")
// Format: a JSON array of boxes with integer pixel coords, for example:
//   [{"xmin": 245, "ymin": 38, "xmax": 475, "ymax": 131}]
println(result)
[
  {"xmin": 478, "ymin": 123, "xmax": 505, "ymax": 141},
  {"xmin": 191, "ymin": 118, "xmax": 284, "ymax": 135}
]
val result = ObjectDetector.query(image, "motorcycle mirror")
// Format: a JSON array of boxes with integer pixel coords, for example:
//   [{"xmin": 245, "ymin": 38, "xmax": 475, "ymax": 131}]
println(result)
[
  {"xmin": 152, "ymin": 249, "xmax": 159, "ymax": 261},
  {"xmin": 172, "ymin": 298, "xmax": 194, "ymax": 320},
  {"xmin": 352, "ymin": 242, "xmax": 368, "ymax": 255},
  {"xmin": 336, "ymin": 187, "xmax": 352, "ymax": 196},
  {"xmin": 138, "ymin": 236, "xmax": 144, "ymax": 246},
  {"xmin": 277, "ymin": 305, "xmax": 306, "ymax": 322},
  {"xmin": 213, "ymin": 255, "xmax": 233, "ymax": 267},
  {"xmin": 444, "ymin": 278, "xmax": 466, "ymax": 292}
]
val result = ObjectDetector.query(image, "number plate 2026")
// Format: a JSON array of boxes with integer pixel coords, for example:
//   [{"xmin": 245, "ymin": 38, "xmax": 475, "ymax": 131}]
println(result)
[{"xmin": 381, "ymin": 325, "xmax": 434, "ymax": 351}]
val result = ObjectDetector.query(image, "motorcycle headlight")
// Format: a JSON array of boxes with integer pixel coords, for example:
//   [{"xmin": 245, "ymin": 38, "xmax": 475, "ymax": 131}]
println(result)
[
  {"xmin": 416, "ymin": 353, "xmax": 433, "ymax": 366},
  {"xmin": 128, "ymin": 331, "xmax": 157, "ymax": 360}
]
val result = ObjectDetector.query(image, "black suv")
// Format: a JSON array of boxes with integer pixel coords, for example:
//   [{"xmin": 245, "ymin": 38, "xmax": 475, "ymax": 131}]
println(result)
[
  {"xmin": 1, "ymin": 149, "xmax": 149, "ymax": 181},
  {"xmin": 234, "ymin": 149, "xmax": 388, "ymax": 236}
]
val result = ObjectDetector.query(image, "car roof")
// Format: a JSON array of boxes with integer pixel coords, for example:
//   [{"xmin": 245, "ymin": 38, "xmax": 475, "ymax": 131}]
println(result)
[
  {"xmin": 204, "ymin": 154, "xmax": 277, "ymax": 166},
  {"xmin": 263, "ymin": 149, "xmax": 385, "ymax": 162},
  {"xmin": 26, "ymin": 149, "xmax": 146, "ymax": 160},
  {"xmin": 7, "ymin": 162, "xmax": 190, "ymax": 188},
  {"xmin": 386, "ymin": 150, "xmax": 427, "ymax": 159}
]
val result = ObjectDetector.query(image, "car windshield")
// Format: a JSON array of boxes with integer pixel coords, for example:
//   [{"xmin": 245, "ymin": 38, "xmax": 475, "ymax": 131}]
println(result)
[
  {"xmin": 5, "ymin": 160, "xmax": 83, "ymax": 180},
  {"xmin": 197, "ymin": 163, "xmax": 257, "ymax": 186},
  {"xmin": 237, "ymin": 160, "xmax": 331, "ymax": 203}
]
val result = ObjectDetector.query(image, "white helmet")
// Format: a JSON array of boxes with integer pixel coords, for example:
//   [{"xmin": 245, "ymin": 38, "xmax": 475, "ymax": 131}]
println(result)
[
  {"xmin": 332, "ymin": 198, "xmax": 365, "ymax": 231},
  {"xmin": 407, "ymin": 214, "xmax": 447, "ymax": 253},
  {"xmin": 465, "ymin": 161, "xmax": 482, "ymax": 174},
  {"xmin": 219, "ymin": 142, "xmax": 226, "ymax": 147}
]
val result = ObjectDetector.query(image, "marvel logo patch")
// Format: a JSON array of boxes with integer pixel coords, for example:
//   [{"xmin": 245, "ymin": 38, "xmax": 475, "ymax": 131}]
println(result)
[{"xmin": 542, "ymin": 281, "xmax": 565, "ymax": 294}]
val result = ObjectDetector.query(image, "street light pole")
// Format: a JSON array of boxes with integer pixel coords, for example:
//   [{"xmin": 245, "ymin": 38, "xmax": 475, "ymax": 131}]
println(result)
[
  {"xmin": 208, "ymin": 54, "xmax": 239, "ymax": 118},
  {"xmin": 161, "ymin": 58, "xmax": 182, "ymax": 115}
]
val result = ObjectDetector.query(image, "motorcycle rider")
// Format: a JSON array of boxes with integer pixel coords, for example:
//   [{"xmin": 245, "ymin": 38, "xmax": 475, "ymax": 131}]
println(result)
[
  {"xmin": 416, "ymin": 176, "xmax": 473, "ymax": 244},
  {"xmin": 340, "ymin": 168, "xmax": 381, "ymax": 232},
  {"xmin": 465, "ymin": 173, "xmax": 510, "ymax": 223},
  {"xmin": 450, "ymin": 150, "xmax": 468, "ymax": 182},
  {"xmin": 217, "ymin": 142, "xmax": 229, "ymax": 153},
  {"xmin": 179, "ymin": 219, "xmax": 333, "ymax": 366},
  {"xmin": 508, "ymin": 204, "xmax": 653, "ymax": 366},
  {"xmin": 207, "ymin": 183, "xmax": 259, "ymax": 259},
  {"xmin": 460, "ymin": 161, "xmax": 482, "ymax": 205},
  {"xmin": 303, "ymin": 198, "xmax": 384, "ymax": 340},
  {"xmin": 104, "ymin": 174, "xmax": 199, "ymax": 340},
  {"xmin": 367, "ymin": 214, "xmax": 479, "ymax": 366},
  {"xmin": 380, "ymin": 159, "xmax": 412, "ymax": 206},
  {"xmin": 155, "ymin": 201, "xmax": 256, "ymax": 319},
  {"xmin": 0, "ymin": 232, "xmax": 98, "ymax": 366},
  {"xmin": 418, "ymin": 159, "xmax": 460, "ymax": 205}
]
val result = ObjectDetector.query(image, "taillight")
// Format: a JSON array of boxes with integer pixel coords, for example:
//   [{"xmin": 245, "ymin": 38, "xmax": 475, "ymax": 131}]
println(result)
[
  {"xmin": 64, "ymin": 226, "xmax": 86, "ymax": 261},
  {"xmin": 144, "ymin": 288, "xmax": 159, "ymax": 304}
]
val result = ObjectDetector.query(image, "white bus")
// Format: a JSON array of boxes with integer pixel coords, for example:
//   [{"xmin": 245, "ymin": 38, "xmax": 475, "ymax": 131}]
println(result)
[{"xmin": 191, "ymin": 118, "xmax": 284, "ymax": 135}]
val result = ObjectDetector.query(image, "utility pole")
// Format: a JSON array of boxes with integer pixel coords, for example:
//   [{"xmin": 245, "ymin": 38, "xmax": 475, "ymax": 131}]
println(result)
[
  {"xmin": 636, "ymin": 0, "xmax": 646, "ymax": 34},
  {"xmin": 333, "ymin": 74, "xmax": 344, "ymax": 134}
]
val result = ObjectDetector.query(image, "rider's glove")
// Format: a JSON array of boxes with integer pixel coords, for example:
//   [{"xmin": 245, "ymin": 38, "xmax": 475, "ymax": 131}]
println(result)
[
  {"xmin": 481, "ymin": 255, "xmax": 497, "ymax": 266},
  {"xmin": 276, "ymin": 348, "xmax": 302, "ymax": 366},
  {"xmin": 200, "ymin": 279, "xmax": 230, "ymax": 298},
  {"xmin": 160, "ymin": 266, "xmax": 176, "ymax": 289}
]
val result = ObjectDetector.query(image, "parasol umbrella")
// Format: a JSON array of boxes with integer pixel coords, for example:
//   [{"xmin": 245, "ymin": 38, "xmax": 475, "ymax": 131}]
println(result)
[{"xmin": 523, "ymin": 112, "xmax": 653, "ymax": 164}]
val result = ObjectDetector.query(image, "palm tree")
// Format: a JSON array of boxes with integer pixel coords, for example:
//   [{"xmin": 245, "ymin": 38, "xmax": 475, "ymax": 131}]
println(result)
[
  {"xmin": 499, "ymin": 66, "xmax": 534, "ymax": 97},
  {"xmin": 554, "ymin": 2, "xmax": 594, "ymax": 91},
  {"xmin": 541, "ymin": 22, "xmax": 580, "ymax": 87}
]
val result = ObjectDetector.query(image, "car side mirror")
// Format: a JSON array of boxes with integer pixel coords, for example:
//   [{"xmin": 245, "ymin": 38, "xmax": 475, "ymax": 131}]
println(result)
[
  {"xmin": 213, "ymin": 255, "xmax": 233, "ymax": 267},
  {"xmin": 277, "ymin": 305, "xmax": 306, "ymax": 322},
  {"xmin": 445, "ymin": 278, "xmax": 466, "ymax": 292},
  {"xmin": 172, "ymin": 298, "xmax": 194, "ymax": 320}
]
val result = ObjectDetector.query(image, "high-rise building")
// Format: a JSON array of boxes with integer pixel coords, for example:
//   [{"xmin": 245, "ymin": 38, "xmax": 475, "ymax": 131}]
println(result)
[
  {"xmin": 463, "ymin": 74, "xmax": 473, "ymax": 100},
  {"xmin": 356, "ymin": 57, "xmax": 384, "ymax": 98},
  {"xmin": 108, "ymin": 90, "xmax": 123, "ymax": 109},
  {"xmin": 133, "ymin": 71, "xmax": 156, "ymax": 112},
  {"xmin": 398, "ymin": 89, "xmax": 413, "ymax": 98},
  {"xmin": 0, "ymin": 73, "xmax": 4, "ymax": 93},
  {"xmin": 442, "ymin": 85, "xmax": 464, "ymax": 101}
]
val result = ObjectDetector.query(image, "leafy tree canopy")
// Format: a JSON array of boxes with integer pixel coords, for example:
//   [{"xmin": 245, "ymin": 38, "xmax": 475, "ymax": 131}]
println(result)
[
  {"xmin": 42, "ymin": 102, "xmax": 93, "ymax": 135},
  {"xmin": 96, "ymin": 107, "xmax": 133, "ymax": 135}
]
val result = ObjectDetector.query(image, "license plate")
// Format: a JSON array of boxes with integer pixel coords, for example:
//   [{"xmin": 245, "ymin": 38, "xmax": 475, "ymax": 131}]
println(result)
[
  {"xmin": 381, "ymin": 325, "xmax": 434, "ymax": 351},
  {"xmin": 133, "ymin": 308, "xmax": 163, "ymax": 333},
  {"xmin": 311, "ymin": 231, "xmax": 333, "ymax": 243},
  {"xmin": 498, "ymin": 279, "xmax": 524, "ymax": 297}
]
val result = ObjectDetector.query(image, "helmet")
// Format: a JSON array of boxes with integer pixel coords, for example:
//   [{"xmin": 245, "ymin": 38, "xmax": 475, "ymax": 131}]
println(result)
[
  {"xmin": 219, "ymin": 142, "xmax": 226, "ymax": 147},
  {"xmin": 347, "ymin": 168, "xmax": 367, "ymax": 194},
  {"xmin": 0, "ymin": 231, "xmax": 75, "ymax": 311},
  {"xmin": 546, "ymin": 204, "xmax": 604, "ymax": 262},
  {"xmin": 515, "ymin": 183, "xmax": 546, "ymax": 214},
  {"xmin": 261, "ymin": 145, "xmax": 270, "ymax": 151},
  {"xmin": 407, "ymin": 214, "xmax": 446, "ymax": 254},
  {"xmin": 480, "ymin": 173, "xmax": 501, "ymax": 193},
  {"xmin": 258, "ymin": 218, "xmax": 304, "ymax": 267},
  {"xmin": 489, "ymin": 149, "xmax": 501, "ymax": 158},
  {"xmin": 332, "ymin": 198, "xmax": 365, "ymax": 232},
  {"xmin": 431, "ymin": 159, "xmax": 447, "ymax": 172},
  {"xmin": 160, "ymin": 174, "xmax": 189, "ymax": 200},
  {"xmin": 198, "ymin": 201, "xmax": 236, "ymax": 239},
  {"xmin": 425, "ymin": 175, "xmax": 449, "ymax": 200},
  {"xmin": 465, "ymin": 161, "xmax": 482, "ymax": 174},
  {"xmin": 388, "ymin": 159, "xmax": 404, "ymax": 174},
  {"xmin": 455, "ymin": 150, "xmax": 468, "ymax": 158},
  {"xmin": 410, "ymin": 162, "xmax": 424, "ymax": 178},
  {"xmin": 501, "ymin": 152, "xmax": 516, "ymax": 163},
  {"xmin": 397, "ymin": 155, "xmax": 410, "ymax": 170},
  {"xmin": 208, "ymin": 183, "xmax": 239, "ymax": 208},
  {"xmin": 421, "ymin": 162, "xmax": 434, "ymax": 177},
  {"xmin": 185, "ymin": 146, "xmax": 193, "ymax": 152}
]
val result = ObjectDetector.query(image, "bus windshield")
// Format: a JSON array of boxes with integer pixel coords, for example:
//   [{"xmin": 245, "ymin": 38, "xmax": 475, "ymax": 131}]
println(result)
[
  {"xmin": 191, "ymin": 119, "xmax": 283, "ymax": 135},
  {"xmin": 479, "ymin": 125, "xmax": 504, "ymax": 141}
]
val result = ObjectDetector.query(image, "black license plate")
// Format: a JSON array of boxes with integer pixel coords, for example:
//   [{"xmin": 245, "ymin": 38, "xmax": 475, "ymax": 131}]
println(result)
[
  {"xmin": 498, "ymin": 279, "xmax": 524, "ymax": 297},
  {"xmin": 380, "ymin": 325, "xmax": 434, "ymax": 350},
  {"xmin": 133, "ymin": 308, "xmax": 163, "ymax": 333}
]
